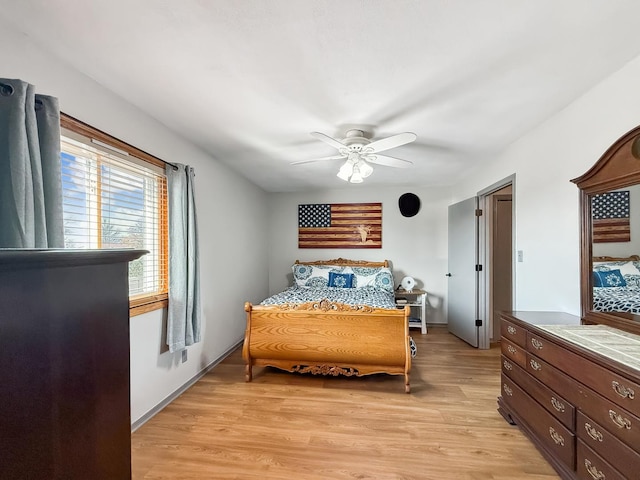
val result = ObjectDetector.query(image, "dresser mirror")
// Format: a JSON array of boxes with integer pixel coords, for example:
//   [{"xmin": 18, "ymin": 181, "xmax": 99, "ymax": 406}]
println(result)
[{"xmin": 572, "ymin": 125, "xmax": 640, "ymax": 335}]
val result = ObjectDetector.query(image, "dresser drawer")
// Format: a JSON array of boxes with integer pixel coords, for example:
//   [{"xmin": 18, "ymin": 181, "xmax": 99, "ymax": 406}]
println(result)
[
  {"xmin": 577, "ymin": 411, "xmax": 640, "ymax": 480},
  {"xmin": 503, "ymin": 356, "xmax": 574, "ymax": 429},
  {"xmin": 576, "ymin": 440, "xmax": 626, "ymax": 480},
  {"xmin": 527, "ymin": 331, "xmax": 640, "ymax": 417},
  {"xmin": 501, "ymin": 319, "xmax": 526, "ymax": 348},
  {"xmin": 502, "ymin": 374, "xmax": 575, "ymax": 469},
  {"xmin": 579, "ymin": 388, "xmax": 640, "ymax": 448},
  {"xmin": 501, "ymin": 355, "xmax": 517, "ymax": 377},
  {"xmin": 501, "ymin": 338, "xmax": 526, "ymax": 369},
  {"xmin": 525, "ymin": 352, "xmax": 587, "ymax": 407}
]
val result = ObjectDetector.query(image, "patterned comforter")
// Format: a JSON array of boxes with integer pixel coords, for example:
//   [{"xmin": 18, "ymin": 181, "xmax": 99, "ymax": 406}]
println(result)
[
  {"xmin": 260, "ymin": 285, "xmax": 397, "ymax": 309},
  {"xmin": 593, "ymin": 286, "xmax": 640, "ymax": 314}
]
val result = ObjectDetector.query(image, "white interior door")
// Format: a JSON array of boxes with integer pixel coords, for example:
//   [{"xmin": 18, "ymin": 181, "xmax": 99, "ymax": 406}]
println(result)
[{"xmin": 447, "ymin": 197, "xmax": 479, "ymax": 347}]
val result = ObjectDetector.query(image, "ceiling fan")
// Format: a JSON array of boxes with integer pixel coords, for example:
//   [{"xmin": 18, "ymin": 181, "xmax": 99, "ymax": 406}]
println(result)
[{"xmin": 291, "ymin": 129, "xmax": 417, "ymax": 183}]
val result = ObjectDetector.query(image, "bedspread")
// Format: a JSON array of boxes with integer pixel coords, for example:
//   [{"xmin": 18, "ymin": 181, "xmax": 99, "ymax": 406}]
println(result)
[{"xmin": 260, "ymin": 285, "xmax": 396, "ymax": 309}]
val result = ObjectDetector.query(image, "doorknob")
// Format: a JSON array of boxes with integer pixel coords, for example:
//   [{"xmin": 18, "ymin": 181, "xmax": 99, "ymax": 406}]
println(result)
[{"xmin": 445, "ymin": 273, "xmax": 452, "ymax": 277}]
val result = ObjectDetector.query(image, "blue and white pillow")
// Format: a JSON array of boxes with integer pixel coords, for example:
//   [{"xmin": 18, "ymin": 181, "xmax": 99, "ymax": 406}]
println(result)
[
  {"xmin": 328, "ymin": 272, "xmax": 354, "ymax": 288},
  {"xmin": 345, "ymin": 266, "xmax": 395, "ymax": 293},
  {"xmin": 593, "ymin": 261, "xmax": 640, "ymax": 287},
  {"xmin": 292, "ymin": 264, "xmax": 347, "ymax": 288},
  {"xmin": 593, "ymin": 269, "xmax": 627, "ymax": 288}
]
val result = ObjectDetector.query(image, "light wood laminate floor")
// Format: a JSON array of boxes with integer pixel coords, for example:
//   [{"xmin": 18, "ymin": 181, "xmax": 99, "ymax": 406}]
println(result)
[{"xmin": 131, "ymin": 326, "xmax": 559, "ymax": 479}]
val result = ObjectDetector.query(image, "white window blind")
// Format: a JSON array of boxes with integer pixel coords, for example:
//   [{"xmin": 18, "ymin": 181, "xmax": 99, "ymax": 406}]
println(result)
[{"xmin": 60, "ymin": 133, "xmax": 168, "ymax": 298}]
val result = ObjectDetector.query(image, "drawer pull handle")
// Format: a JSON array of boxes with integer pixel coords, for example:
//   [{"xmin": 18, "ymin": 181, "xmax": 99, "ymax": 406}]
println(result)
[
  {"xmin": 612, "ymin": 380, "xmax": 635, "ymax": 400},
  {"xmin": 551, "ymin": 397, "xmax": 565, "ymax": 413},
  {"xmin": 507, "ymin": 325, "xmax": 517, "ymax": 335},
  {"xmin": 584, "ymin": 459, "xmax": 605, "ymax": 480},
  {"xmin": 503, "ymin": 384, "xmax": 513, "ymax": 397},
  {"xmin": 503, "ymin": 360, "xmax": 513, "ymax": 371},
  {"xmin": 609, "ymin": 409, "xmax": 631, "ymax": 430},
  {"xmin": 584, "ymin": 422, "xmax": 603, "ymax": 442},
  {"xmin": 531, "ymin": 338, "xmax": 543, "ymax": 350},
  {"xmin": 530, "ymin": 359, "xmax": 542, "ymax": 371},
  {"xmin": 507, "ymin": 345, "xmax": 517, "ymax": 355},
  {"xmin": 549, "ymin": 427, "xmax": 565, "ymax": 446}
]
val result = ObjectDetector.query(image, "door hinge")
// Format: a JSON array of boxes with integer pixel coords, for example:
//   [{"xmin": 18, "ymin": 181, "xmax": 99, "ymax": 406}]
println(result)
[
  {"xmin": 475, "ymin": 264, "xmax": 483, "ymax": 271},
  {"xmin": 475, "ymin": 319, "xmax": 483, "ymax": 327},
  {"xmin": 475, "ymin": 208, "xmax": 483, "ymax": 216}
]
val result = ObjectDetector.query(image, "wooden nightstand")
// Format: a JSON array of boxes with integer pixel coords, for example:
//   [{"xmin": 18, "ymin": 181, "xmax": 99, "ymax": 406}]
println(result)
[{"xmin": 395, "ymin": 289, "xmax": 427, "ymax": 334}]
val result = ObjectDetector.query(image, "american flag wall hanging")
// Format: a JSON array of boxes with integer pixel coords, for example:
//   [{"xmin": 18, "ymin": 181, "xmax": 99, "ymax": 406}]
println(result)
[
  {"xmin": 592, "ymin": 191, "xmax": 630, "ymax": 243},
  {"xmin": 298, "ymin": 203, "xmax": 382, "ymax": 248}
]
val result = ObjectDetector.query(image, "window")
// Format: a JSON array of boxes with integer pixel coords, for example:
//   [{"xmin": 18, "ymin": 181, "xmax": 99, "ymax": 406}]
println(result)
[{"xmin": 60, "ymin": 114, "xmax": 169, "ymax": 315}]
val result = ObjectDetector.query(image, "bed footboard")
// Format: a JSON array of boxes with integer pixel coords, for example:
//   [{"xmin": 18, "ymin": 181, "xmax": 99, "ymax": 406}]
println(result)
[{"xmin": 243, "ymin": 300, "xmax": 412, "ymax": 392}]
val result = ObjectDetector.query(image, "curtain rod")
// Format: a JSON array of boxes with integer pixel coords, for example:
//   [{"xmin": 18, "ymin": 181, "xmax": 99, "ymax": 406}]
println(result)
[{"xmin": 1, "ymin": 88, "xmax": 182, "ymax": 172}]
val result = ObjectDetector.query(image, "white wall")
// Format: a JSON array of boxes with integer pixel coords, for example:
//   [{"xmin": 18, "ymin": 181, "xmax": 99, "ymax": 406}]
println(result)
[
  {"xmin": 268, "ymin": 186, "xmax": 451, "ymax": 324},
  {"xmin": 0, "ymin": 18, "xmax": 270, "ymax": 424},
  {"xmin": 451, "ymin": 54, "xmax": 640, "ymax": 315}
]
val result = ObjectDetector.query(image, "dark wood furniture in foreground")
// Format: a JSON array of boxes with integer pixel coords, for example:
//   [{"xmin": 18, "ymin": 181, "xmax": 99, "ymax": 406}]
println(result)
[
  {"xmin": 0, "ymin": 249, "xmax": 146, "ymax": 480},
  {"xmin": 498, "ymin": 311, "xmax": 640, "ymax": 480}
]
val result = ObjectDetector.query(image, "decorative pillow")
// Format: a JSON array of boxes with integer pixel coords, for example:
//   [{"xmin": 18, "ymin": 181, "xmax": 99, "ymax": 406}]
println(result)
[
  {"xmin": 593, "ymin": 260, "xmax": 640, "ymax": 276},
  {"xmin": 345, "ymin": 266, "xmax": 395, "ymax": 293},
  {"xmin": 593, "ymin": 260, "xmax": 640, "ymax": 287},
  {"xmin": 593, "ymin": 269, "xmax": 627, "ymax": 288},
  {"xmin": 328, "ymin": 272, "xmax": 354, "ymax": 288},
  {"xmin": 292, "ymin": 264, "xmax": 347, "ymax": 288}
]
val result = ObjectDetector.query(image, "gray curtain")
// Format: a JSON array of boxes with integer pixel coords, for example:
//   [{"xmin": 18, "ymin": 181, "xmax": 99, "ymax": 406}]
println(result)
[
  {"xmin": 166, "ymin": 163, "xmax": 201, "ymax": 353},
  {"xmin": 0, "ymin": 78, "xmax": 63, "ymax": 248}
]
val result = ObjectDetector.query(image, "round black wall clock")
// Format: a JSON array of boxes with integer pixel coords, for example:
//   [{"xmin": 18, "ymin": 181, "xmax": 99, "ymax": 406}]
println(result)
[{"xmin": 398, "ymin": 193, "xmax": 421, "ymax": 217}]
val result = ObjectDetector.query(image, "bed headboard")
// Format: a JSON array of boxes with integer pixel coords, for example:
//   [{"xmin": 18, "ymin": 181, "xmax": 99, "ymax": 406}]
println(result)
[
  {"xmin": 294, "ymin": 258, "xmax": 390, "ymax": 268},
  {"xmin": 593, "ymin": 255, "xmax": 640, "ymax": 263}
]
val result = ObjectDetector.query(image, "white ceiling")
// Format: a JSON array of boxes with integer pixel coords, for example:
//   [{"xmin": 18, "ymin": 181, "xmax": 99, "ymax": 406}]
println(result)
[{"xmin": 3, "ymin": 1, "xmax": 640, "ymax": 192}]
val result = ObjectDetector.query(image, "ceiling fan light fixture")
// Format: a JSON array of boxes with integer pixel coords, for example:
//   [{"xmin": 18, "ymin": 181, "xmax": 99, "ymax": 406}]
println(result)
[
  {"xmin": 302, "ymin": 129, "xmax": 417, "ymax": 184},
  {"xmin": 350, "ymin": 165, "xmax": 364, "ymax": 183},
  {"xmin": 337, "ymin": 161, "xmax": 353, "ymax": 181},
  {"xmin": 359, "ymin": 160, "xmax": 373, "ymax": 178}
]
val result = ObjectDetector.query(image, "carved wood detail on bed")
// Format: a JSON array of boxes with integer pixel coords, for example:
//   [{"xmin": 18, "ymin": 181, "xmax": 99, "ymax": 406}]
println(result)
[
  {"xmin": 294, "ymin": 258, "xmax": 389, "ymax": 268},
  {"xmin": 593, "ymin": 254, "xmax": 640, "ymax": 262}
]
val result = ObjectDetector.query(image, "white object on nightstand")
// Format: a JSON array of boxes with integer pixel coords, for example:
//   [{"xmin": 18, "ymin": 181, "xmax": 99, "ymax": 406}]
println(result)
[
  {"xmin": 400, "ymin": 276, "xmax": 415, "ymax": 292},
  {"xmin": 395, "ymin": 288, "xmax": 427, "ymax": 334}
]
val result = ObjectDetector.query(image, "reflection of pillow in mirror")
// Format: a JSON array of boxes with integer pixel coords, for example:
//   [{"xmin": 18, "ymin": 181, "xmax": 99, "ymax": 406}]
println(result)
[
  {"xmin": 593, "ymin": 261, "xmax": 640, "ymax": 277},
  {"xmin": 593, "ymin": 269, "xmax": 627, "ymax": 287},
  {"xmin": 593, "ymin": 261, "xmax": 640, "ymax": 287}
]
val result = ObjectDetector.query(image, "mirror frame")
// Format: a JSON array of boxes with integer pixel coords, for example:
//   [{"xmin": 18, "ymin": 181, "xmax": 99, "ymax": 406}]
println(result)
[{"xmin": 572, "ymin": 124, "xmax": 640, "ymax": 335}]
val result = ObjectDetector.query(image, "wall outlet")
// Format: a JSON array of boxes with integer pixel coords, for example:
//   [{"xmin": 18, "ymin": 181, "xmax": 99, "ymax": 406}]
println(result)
[
  {"xmin": 517, "ymin": 250, "xmax": 523, "ymax": 262},
  {"xmin": 181, "ymin": 349, "xmax": 188, "ymax": 363}
]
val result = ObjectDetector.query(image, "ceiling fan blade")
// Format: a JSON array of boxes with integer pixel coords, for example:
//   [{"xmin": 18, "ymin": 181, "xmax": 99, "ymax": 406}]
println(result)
[
  {"xmin": 290, "ymin": 154, "xmax": 347, "ymax": 166},
  {"xmin": 365, "ymin": 154, "xmax": 413, "ymax": 168},
  {"xmin": 366, "ymin": 132, "xmax": 417, "ymax": 153},
  {"xmin": 310, "ymin": 131, "xmax": 347, "ymax": 150}
]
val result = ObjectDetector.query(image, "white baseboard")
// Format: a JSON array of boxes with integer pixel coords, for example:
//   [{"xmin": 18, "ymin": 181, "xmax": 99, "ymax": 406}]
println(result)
[{"xmin": 131, "ymin": 337, "xmax": 244, "ymax": 432}]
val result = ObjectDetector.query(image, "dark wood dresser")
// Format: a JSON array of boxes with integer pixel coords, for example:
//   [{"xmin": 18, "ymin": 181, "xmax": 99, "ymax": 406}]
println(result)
[
  {"xmin": 498, "ymin": 311, "xmax": 640, "ymax": 480},
  {"xmin": 0, "ymin": 249, "xmax": 146, "ymax": 480}
]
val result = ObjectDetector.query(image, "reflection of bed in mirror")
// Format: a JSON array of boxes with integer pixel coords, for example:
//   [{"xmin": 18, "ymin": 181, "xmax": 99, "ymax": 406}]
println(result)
[{"xmin": 592, "ymin": 254, "xmax": 640, "ymax": 312}]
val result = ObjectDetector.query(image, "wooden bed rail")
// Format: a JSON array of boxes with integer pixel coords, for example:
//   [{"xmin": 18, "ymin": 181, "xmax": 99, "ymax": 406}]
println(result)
[{"xmin": 243, "ymin": 301, "xmax": 412, "ymax": 392}]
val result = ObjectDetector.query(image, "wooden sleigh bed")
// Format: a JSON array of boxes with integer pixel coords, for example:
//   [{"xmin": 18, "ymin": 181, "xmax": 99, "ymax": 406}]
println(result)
[{"xmin": 242, "ymin": 259, "xmax": 413, "ymax": 392}]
